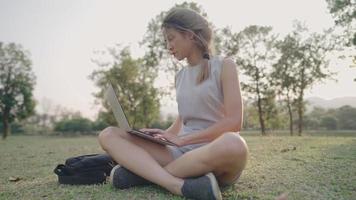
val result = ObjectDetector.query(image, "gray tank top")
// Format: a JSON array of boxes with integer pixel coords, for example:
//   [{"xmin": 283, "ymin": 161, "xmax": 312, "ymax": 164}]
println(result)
[{"xmin": 176, "ymin": 55, "xmax": 225, "ymax": 136}]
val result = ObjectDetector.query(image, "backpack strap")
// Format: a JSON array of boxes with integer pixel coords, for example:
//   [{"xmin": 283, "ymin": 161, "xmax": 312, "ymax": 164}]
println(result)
[{"xmin": 67, "ymin": 154, "xmax": 116, "ymax": 175}]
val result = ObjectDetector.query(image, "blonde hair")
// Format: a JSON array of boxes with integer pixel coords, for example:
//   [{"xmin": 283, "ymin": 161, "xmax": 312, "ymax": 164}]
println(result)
[{"xmin": 162, "ymin": 8, "xmax": 213, "ymax": 84}]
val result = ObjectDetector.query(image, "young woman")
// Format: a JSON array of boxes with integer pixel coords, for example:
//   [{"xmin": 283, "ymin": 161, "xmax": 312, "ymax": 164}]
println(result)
[{"xmin": 98, "ymin": 7, "xmax": 248, "ymax": 200}]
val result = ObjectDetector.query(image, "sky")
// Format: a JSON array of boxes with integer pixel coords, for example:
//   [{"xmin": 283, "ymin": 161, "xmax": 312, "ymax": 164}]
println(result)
[{"xmin": 0, "ymin": 0, "xmax": 355, "ymax": 120}]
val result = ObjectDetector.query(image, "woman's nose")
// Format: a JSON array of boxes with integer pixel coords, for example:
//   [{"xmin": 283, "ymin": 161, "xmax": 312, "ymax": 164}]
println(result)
[{"xmin": 166, "ymin": 42, "xmax": 173, "ymax": 51}]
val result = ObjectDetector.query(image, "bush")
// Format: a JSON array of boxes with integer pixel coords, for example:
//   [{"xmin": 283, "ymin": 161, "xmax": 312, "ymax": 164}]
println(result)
[
  {"xmin": 321, "ymin": 116, "xmax": 338, "ymax": 130},
  {"xmin": 0, "ymin": 121, "xmax": 25, "ymax": 135},
  {"xmin": 92, "ymin": 119, "xmax": 109, "ymax": 131},
  {"xmin": 54, "ymin": 117, "xmax": 92, "ymax": 133},
  {"xmin": 336, "ymin": 106, "xmax": 356, "ymax": 130}
]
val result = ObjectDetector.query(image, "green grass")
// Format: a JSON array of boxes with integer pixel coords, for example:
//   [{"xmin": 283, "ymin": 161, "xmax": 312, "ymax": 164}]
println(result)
[{"xmin": 0, "ymin": 133, "xmax": 355, "ymax": 200}]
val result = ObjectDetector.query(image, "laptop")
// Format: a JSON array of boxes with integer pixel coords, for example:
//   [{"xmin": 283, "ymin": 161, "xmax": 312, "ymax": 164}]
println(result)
[{"xmin": 104, "ymin": 83, "xmax": 178, "ymax": 146}]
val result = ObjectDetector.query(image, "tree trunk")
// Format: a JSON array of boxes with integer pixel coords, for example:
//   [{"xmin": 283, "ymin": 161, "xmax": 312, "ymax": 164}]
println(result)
[
  {"xmin": 286, "ymin": 94, "xmax": 294, "ymax": 136},
  {"xmin": 256, "ymin": 89, "xmax": 266, "ymax": 136},
  {"xmin": 257, "ymin": 96, "xmax": 266, "ymax": 136},
  {"xmin": 255, "ymin": 68, "xmax": 266, "ymax": 136},
  {"xmin": 297, "ymin": 91, "xmax": 304, "ymax": 136},
  {"xmin": 143, "ymin": 96, "xmax": 149, "ymax": 128},
  {"xmin": 297, "ymin": 66, "xmax": 306, "ymax": 136},
  {"xmin": 2, "ymin": 113, "xmax": 10, "ymax": 140}
]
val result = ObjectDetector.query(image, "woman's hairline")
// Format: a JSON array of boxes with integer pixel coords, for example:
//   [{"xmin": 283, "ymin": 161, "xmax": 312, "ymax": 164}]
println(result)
[{"xmin": 162, "ymin": 24, "xmax": 210, "ymax": 52}]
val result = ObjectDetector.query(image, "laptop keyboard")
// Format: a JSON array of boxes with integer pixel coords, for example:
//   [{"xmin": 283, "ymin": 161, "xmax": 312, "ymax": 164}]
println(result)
[{"xmin": 132, "ymin": 129, "xmax": 169, "ymax": 141}]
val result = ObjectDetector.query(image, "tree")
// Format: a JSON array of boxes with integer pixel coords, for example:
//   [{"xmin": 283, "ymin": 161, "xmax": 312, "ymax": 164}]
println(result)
[
  {"xmin": 326, "ymin": 0, "xmax": 356, "ymax": 81},
  {"xmin": 272, "ymin": 35, "xmax": 301, "ymax": 135},
  {"xmin": 273, "ymin": 22, "xmax": 336, "ymax": 135},
  {"xmin": 221, "ymin": 25, "xmax": 279, "ymax": 135},
  {"xmin": 295, "ymin": 25, "xmax": 336, "ymax": 135},
  {"xmin": 90, "ymin": 46, "xmax": 160, "ymax": 128},
  {"xmin": 326, "ymin": 0, "xmax": 355, "ymax": 45},
  {"xmin": 0, "ymin": 42, "xmax": 36, "ymax": 139}
]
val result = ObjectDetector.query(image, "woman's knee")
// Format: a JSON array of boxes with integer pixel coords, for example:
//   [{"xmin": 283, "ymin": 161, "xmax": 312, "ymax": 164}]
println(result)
[
  {"xmin": 98, "ymin": 126, "xmax": 125, "ymax": 150},
  {"xmin": 214, "ymin": 132, "xmax": 248, "ymax": 162}
]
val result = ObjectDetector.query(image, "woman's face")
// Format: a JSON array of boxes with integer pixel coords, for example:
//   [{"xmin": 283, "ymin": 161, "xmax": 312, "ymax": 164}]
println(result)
[{"xmin": 163, "ymin": 27, "xmax": 194, "ymax": 61}]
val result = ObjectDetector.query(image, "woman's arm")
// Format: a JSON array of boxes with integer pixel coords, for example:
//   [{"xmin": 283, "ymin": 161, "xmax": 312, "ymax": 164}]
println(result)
[
  {"xmin": 165, "ymin": 115, "xmax": 182, "ymax": 135},
  {"xmin": 180, "ymin": 58, "xmax": 243, "ymax": 145}
]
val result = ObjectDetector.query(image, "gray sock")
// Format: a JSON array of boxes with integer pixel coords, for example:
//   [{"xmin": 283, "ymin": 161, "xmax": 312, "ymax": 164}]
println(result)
[{"xmin": 181, "ymin": 173, "xmax": 222, "ymax": 200}]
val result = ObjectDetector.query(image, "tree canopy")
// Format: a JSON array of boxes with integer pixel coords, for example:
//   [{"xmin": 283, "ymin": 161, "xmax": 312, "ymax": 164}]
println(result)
[{"xmin": 0, "ymin": 42, "xmax": 36, "ymax": 139}]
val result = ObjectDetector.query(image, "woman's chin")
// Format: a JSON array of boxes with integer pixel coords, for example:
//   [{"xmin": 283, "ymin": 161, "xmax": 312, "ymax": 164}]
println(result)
[{"xmin": 174, "ymin": 55, "xmax": 184, "ymax": 61}]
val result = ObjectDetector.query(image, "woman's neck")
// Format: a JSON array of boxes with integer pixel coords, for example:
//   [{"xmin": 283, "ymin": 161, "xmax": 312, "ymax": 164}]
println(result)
[{"xmin": 186, "ymin": 49, "xmax": 204, "ymax": 67}]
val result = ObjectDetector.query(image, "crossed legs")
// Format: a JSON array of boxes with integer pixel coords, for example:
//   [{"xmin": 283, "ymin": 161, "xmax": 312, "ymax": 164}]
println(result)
[{"xmin": 98, "ymin": 126, "xmax": 248, "ymax": 195}]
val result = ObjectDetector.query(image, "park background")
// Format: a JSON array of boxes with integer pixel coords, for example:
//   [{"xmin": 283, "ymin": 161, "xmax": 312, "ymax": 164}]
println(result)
[{"xmin": 0, "ymin": 0, "xmax": 355, "ymax": 199}]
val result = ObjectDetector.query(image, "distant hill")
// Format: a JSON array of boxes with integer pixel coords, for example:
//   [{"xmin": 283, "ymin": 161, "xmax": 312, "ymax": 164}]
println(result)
[{"xmin": 306, "ymin": 96, "xmax": 356, "ymax": 110}]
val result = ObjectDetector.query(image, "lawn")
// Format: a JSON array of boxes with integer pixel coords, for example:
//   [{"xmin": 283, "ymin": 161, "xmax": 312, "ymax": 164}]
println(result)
[{"xmin": 0, "ymin": 132, "xmax": 355, "ymax": 200}]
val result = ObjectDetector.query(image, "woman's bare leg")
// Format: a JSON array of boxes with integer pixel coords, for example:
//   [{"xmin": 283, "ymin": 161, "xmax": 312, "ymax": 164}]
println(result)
[
  {"xmin": 99, "ymin": 127, "xmax": 248, "ymax": 194},
  {"xmin": 98, "ymin": 126, "xmax": 183, "ymax": 194},
  {"xmin": 164, "ymin": 132, "xmax": 248, "ymax": 185}
]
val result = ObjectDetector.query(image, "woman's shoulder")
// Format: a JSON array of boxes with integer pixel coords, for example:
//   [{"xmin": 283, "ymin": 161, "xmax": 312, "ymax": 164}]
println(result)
[
  {"xmin": 211, "ymin": 55, "xmax": 223, "ymax": 62},
  {"xmin": 210, "ymin": 55, "xmax": 229, "ymax": 71},
  {"xmin": 211, "ymin": 55, "xmax": 234, "ymax": 65},
  {"xmin": 211, "ymin": 55, "xmax": 238, "ymax": 73}
]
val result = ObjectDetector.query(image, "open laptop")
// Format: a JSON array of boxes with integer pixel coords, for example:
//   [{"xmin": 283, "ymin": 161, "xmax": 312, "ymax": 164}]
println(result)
[{"xmin": 104, "ymin": 83, "xmax": 178, "ymax": 146}]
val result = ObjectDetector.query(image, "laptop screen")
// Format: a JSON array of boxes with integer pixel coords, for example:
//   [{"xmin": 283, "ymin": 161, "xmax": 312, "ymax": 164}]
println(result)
[{"xmin": 105, "ymin": 83, "xmax": 132, "ymax": 131}]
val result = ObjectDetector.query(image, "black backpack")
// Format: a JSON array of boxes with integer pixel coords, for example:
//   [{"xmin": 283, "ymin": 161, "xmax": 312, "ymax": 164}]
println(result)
[{"xmin": 54, "ymin": 154, "xmax": 117, "ymax": 185}]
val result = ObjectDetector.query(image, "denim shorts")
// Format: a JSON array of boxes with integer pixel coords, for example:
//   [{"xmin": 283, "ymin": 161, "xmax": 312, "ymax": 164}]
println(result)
[{"xmin": 167, "ymin": 143, "xmax": 208, "ymax": 159}]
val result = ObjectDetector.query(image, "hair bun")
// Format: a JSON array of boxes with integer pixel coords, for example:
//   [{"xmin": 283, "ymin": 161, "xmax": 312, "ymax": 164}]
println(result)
[{"xmin": 203, "ymin": 53, "xmax": 210, "ymax": 60}]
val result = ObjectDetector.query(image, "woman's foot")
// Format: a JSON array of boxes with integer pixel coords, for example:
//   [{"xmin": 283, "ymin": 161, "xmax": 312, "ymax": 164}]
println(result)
[
  {"xmin": 181, "ymin": 172, "xmax": 222, "ymax": 200},
  {"xmin": 109, "ymin": 165, "xmax": 152, "ymax": 189}
]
